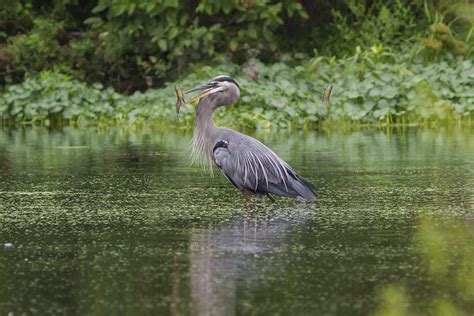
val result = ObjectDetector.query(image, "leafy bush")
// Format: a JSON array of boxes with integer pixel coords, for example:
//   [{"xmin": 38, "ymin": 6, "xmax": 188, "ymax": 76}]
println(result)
[
  {"xmin": 8, "ymin": 19, "xmax": 64, "ymax": 72},
  {"xmin": 327, "ymin": 0, "xmax": 421, "ymax": 56},
  {"xmin": 3, "ymin": 0, "xmax": 471, "ymax": 90},
  {"xmin": 0, "ymin": 0, "xmax": 309, "ymax": 90},
  {"xmin": 79, "ymin": 0, "xmax": 308, "ymax": 86},
  {"xmin": 1, "ymin": 52, "xmax": 472, "ymax": 128},
  {"xmin": 419, "ymin": 19, "xmax": 472, "ymax": 58}
]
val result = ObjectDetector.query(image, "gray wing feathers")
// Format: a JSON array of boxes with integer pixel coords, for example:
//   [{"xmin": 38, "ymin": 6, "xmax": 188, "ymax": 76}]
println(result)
[{"xmin": 214, "ymin": 131, "xmax": 316, "ymax": 200}]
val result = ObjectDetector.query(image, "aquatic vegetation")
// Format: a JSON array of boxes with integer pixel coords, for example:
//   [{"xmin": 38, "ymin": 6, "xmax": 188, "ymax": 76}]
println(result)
[
  {"xmin": 374, "ymin": 216, "xmax": 474, "ymax": 316},
  {"xmin": 1, "ymin": 127, "xmax": 473, "ymax": 314},
  {"xmin": 0, "ymin": 53, "xmax": 473, "ymax": 129}
]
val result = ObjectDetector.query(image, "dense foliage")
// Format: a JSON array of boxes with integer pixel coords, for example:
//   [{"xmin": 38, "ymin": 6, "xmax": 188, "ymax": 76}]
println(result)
[
  {"xmin": 1, "ymin": 51, "xmax": 472, "ymax": 128},
  {"xmin": 1, "ymin": 0, "xmax": 472, "ymax": 90},
  {"xmin": 1, "ymin": 0, "xmax": 472, "ymax": 128}
]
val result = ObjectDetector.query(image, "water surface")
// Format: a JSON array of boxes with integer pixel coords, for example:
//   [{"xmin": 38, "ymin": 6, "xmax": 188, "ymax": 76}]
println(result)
[{"xmin": 0, "ymin": 127, "xmax": 473, "ymax": 315}]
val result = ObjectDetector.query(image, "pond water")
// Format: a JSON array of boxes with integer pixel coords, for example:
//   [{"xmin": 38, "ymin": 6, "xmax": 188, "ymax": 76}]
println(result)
[{"xmin": 0, "ymin": 127, "xmax": 473, "ymax": 315}]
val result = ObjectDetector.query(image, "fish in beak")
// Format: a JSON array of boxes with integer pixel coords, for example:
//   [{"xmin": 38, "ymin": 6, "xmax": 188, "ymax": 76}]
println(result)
[
  {"xmin": 175, "ymin": 86, "xmax": 186, "ymax": 118},
  {"xmin": 175, "ymin": 80, "xmax": 228, "ymax": 117}
]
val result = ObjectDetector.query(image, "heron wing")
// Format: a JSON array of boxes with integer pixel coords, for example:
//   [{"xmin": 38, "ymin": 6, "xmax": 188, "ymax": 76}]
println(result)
[
  {"xmin": 213, "ymin": 147, "xmax": 240, "ymax": 189},
  {"xmin": 212, "ymin": 133, "xmax": 316, "ymax": 200}
]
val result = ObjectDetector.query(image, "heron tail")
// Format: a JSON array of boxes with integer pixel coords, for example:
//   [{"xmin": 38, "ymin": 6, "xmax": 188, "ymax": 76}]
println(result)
[
  {"xmin": 292, "ymin": 176, "xmax": 317, "ymax": 201},
  {"xmin": 286, "ymin": 168, "xmax": 317, "ymax": 201},
  {"xmin": 263, "ymin": 174, "xmax": 317, "ymax": 201}
]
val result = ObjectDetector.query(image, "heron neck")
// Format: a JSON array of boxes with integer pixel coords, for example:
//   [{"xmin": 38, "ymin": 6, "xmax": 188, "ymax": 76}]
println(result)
[{"xmin": 192, "ymin": 101, "xmax": 218, "ymax": 165}]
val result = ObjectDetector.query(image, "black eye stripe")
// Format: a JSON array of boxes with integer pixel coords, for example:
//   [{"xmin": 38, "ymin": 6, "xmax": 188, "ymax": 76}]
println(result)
[{"xmin": 212, "ymin": 76, "xmax": 240, "ymax": 89}]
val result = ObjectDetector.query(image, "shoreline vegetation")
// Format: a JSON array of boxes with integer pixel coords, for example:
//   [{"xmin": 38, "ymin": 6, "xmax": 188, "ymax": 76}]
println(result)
[
  {"xmin": 1, "ymin": 53, "xmax": 473, "ymax": 130},
  {"xmin": 1, "ymin": 0, "xmax": 473, "ymax": 129}
]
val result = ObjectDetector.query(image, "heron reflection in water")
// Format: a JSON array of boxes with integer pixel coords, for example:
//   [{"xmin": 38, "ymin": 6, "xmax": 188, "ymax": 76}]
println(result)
[
  {"xmin": 190, "ymin": 204, "xmax": 316, "ymax": 315},
  {"xmin": 176, "ymin": 76, "xmax": 317, "ymax": 202}
]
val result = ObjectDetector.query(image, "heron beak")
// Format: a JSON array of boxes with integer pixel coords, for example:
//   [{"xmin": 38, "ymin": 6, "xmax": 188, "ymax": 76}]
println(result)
[{"xmin": 184, "ymin": 81, "xmax": 227, "ymax": 104}]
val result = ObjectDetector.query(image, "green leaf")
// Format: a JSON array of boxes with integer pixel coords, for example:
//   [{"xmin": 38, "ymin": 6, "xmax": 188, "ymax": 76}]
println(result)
[
  {"xmin": 248, "ymin": 27, "xmax": 258, "ymax": 39},
  {"xmin": 229, "ymin": 40, "xmax": 238, "ymax": 52},
  {"xmin": 92, "ymin": 1, "xmax": 109, "ymax": 13},
  {"xmin": 83, "ymin": 17, "xmax": 103, "ymax": 27},
  {"xmin": 128, "ymin": 3, "xmax": 136, "ymax": 15},
  {"xmin": 168, "ymin": 27, "xmax": 179, "ymax": 39},
  {"xmin": 158, "ymin": 39, "xmax": 167, "ymax": 51}
]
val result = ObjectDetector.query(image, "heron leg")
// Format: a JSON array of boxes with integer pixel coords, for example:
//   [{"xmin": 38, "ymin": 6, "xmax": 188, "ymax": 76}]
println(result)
[{"xmin": 241, "ymin": 189, "xmax": 252, "ymax": 204}]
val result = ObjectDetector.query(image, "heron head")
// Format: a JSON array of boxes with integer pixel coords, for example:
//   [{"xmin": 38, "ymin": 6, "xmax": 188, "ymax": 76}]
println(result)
[{"xmin": 176, "ymin": 75, "xmax": 241, "ymax": 115}]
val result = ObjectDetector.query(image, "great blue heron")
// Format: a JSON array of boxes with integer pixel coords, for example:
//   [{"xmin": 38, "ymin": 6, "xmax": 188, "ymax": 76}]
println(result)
[{"xmin": 176, "ymin": 75, "xmax": 317, "ymax": 202}]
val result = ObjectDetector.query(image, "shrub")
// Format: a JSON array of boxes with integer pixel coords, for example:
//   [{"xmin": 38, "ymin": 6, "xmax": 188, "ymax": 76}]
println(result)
[
  {"xmin": 1, "ymin": 52, "xmax": 472, "ymax": 128},
  {"xmin": 3, "ymin": 0, "xmax": 471, "ymax": 91}
]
